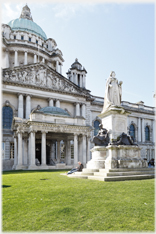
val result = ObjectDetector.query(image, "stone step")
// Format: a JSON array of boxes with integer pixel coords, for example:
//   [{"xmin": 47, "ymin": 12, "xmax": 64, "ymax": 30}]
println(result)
[
  {"xmin": 99, "ymin": 168, "xmax": 154, "ymax": 173},
  {"xmin": 94, "ymin": 170, "xmax": 155, "ymax": 177},
  {"xmin": 88, "ymin": 174, "xmax": 155, "ymax": 182},
  {"xmin": 82, "ymin": 168, "xmax": 99, "ymax": 173},
  {"xmin": 67, "ymin": 174, "xmax": 88, "ymax": 179}
]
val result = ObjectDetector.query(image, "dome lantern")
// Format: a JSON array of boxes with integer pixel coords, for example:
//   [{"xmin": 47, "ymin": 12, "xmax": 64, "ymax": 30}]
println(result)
[{"xmin": 20, "ymin": 4, "xmax": 33, "ymax": 21}]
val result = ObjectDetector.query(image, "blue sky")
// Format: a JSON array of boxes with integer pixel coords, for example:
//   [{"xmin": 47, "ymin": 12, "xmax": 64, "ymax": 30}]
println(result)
[{"xmin": 1, "ymin": 1, "xmax": 155, "ymax": 107}]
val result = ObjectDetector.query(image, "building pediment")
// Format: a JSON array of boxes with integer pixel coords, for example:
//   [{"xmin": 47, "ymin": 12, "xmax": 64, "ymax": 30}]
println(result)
[{"xmin": 2, "ymin": 63, "xmax": 90, "ymax": 97}]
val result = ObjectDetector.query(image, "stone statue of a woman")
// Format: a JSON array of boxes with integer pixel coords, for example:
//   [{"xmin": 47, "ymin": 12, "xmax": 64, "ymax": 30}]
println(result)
[{"xmin": 102, "ymin": 71, "xmax": 122, "ymax": 112}]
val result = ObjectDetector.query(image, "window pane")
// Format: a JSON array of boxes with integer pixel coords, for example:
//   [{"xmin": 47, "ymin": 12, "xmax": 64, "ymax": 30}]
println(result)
[
  {"xmin": 145, "ymin": 126, "xmax": 150, "ymax": 141},
  {"xmin": 129, "ymin": 124, "xmax": 135, "ymax": 140},
  {"xmin": 94, "ymin": 120, "xmax": 100, "ymax": 136},
  {"xmin": 2, "ymin": 106, "xmax": 13, "ymax": 129}
]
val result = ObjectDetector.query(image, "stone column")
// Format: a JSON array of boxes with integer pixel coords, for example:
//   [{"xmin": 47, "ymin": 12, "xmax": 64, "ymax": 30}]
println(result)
[
  {"xmin": 87, "ymin": 136, "xmax": 91, "ymax": 161},
  {"xmin": 6, "ymin": 49, "xmax": 9, "ymax": 68},
  {"xmin": 74, "ymin": 134, "xmax": 78, "ymax": 165},
  {"xmin": 49, "ymin": 98, "xmax": 54, "ymax": 107},
  {"xmin": 16, "ymin": 131, "xmax": 23, "ymax": 169},
  {"xmin": 34, "ymin": 54, "xmax": 37, "ymax": 63},
  {"xmin": 26, "ymin": 95, "xmax": 31, "ymax": 119},
  {"xmin": 141, "ymin": 118, "xmax": 145, "ymax": 142},
  {"xmin": 56, "ymin": 61, "xmax": 59, "ymax": 72},
  {"xmin": 138, "ymin": 118, "xmax": 141, "ymax": 142},
  {"xmin": 50, "ymin": 142, "xmax": 55, "ymax": 163},
  {"xmin": 66, "ymin": 140, "xmax": 71, "ymax": 165},
  {"xmin": 28, "ymin": 131, "xmax": 36, "ymax": 169},
  {"xmin": 56, "ymin": 99, "xmax": 60, "ymax": 108},
  {"xmin": 152, "ymin": 119, "xmax": 155, "ymax": 143},
  {"xmin": 41, "ymin": 131, "xmax": 47, "ymax": 166},
  {"xmin": 71, "ymin": 72, "xmax": 73, "ymax": 82},
  {"xmin": 82, "ymin": 135, "xmax": 87, "ymax": 164},
  {"xmin": 24, "ymin": 51, "xmax": 27, "ymax": 65},
  {"xmin": 75, "ymin": 103, "xmax": 80, "ymax": 116},
  {"xmin": 75, "ymin": 73, "xmax": 78, "ymax": 85},
  {"xmin": 81, "ymin": 104, "xmax": 86, "ymax": 118},
  {"xmin": 18, "ymin": 93, "xmax": 23, "ymax": 118},
  {"xmin": 42, "ymin": 57, "xmax": 45, "ymax": 63},
  {"xmin": 13, "ymin": 136, "xmax": 17, "ymax": 169},
  {"xmin": 57, "ymin": 140, "xmax": 61, "ymax": 163},
  {"xmin": 83, "ymin": 74, "xmax": 86, "ymax": 88},
  {"xmin": 14, "ymin": 50, "xmax": 18, "ymax": 67},
  {"xmin": 23, "ymin": 138, "xmax": 28, "ymax": 165},
  {"xmin": 60, "ymin": 64, "xmax": 62, "ymax": 74},
  {"xmin": 80, "ymin": 74, "xmax": 83, "ymax": 87}
]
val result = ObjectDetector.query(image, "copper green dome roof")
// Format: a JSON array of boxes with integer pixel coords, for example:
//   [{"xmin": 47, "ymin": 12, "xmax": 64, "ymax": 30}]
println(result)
[
  {"xmin": 38, "ymin": 106, "xmax": 70, "ymax": 116},
  {"xmin": 8, "ymin": 18, "xmax": 47, "ymax": 41}
]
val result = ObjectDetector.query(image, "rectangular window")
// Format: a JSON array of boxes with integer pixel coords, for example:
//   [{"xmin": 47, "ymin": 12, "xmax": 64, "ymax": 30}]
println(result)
[
  {"xmin": 29, "ymin": 37, "xmax": 31, "ymax": 42},
  {"xmin": 14, "ymin": 35, "xmax": 16, "ymax": 39},
  {"xmin": 47, "ymin": 45, "xmax": 48, "ymax": 48},
  {"xmin": 36, "ymin": 40, "xmax": 38, "ymax": 44},
  {"xmin": 42, "ymin": 43, "xmax": 44, "ymax": 47},
  {"xmin": 10, "ymin": 142, "xmax": 14, "ymax": 159},
  {"xmin": 2, "ymin": 142, "xmax": 5, "ymax": 159},
  {"xmin": 21, "ymin": 36, "xmax": 24, "ymax": 40}
]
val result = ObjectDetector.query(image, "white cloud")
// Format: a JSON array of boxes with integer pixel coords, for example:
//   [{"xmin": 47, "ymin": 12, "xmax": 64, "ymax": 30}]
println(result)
[{"xmin": 2, "ymin": 3, "xmax": 23, "ymax": 23}]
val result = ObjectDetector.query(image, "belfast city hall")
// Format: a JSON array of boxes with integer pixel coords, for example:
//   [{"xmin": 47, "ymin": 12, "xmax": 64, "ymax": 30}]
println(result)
[{"xmin": 2, "ymin": 5, "xmax": 155, "ymax": 171}]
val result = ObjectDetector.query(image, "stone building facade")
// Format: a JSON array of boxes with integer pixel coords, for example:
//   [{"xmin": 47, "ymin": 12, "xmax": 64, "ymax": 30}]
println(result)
[{"xmin": 2, "ymin": 5, "xmax": 155, "ymax": 170}]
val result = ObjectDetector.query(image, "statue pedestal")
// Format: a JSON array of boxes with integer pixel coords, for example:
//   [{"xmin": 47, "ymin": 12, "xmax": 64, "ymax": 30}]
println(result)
[
  {"xmin": 99, "ymin": 106, "xmax": 130, "ymax": 141},
  {"xmin": 87, "ymin": 145, "xmax": 148, "ymax": 170},
  {"xmin": 87, "ymin": 146, "xmax": 107, "ymax": 169}
]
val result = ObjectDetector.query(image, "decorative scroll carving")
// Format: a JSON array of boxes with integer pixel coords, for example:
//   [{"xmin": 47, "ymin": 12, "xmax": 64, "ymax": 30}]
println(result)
[{"xmin": 3, "ymin": 64, "xmax": 83, "ymax": 95}]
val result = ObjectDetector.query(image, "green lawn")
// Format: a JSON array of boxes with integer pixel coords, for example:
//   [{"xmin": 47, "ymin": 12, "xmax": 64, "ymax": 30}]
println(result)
[{"xmin": 2, "ymin": 170, "xmax": 155, "ymax": 232}]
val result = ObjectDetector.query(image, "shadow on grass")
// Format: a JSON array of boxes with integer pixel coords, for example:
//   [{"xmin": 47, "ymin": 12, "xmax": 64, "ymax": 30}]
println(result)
[
  {"xmin": 2, "ymin": 169, "xmax": 69, "ymax": 175},
  {"xmin": 2, "ymin": 185, "xmax": 11, "ymax": 188}
]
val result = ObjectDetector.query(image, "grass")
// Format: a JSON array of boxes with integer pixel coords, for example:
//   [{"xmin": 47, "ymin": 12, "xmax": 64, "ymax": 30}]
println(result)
[{"xmin": 2, "ymin": 170, "xmax": 155, "ymax": 232}]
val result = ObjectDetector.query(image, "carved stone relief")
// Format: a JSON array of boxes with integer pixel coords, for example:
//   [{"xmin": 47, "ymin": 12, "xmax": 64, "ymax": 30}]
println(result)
[{"xmin": 3, "ymin": 65, "xmax": 82, "ymax": 95}]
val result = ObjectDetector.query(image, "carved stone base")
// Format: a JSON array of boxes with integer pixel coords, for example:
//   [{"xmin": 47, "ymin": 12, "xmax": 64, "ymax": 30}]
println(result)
[
  {"xmin": 87, "ymin": 146, "xmax": 107, "ymax": 169},
  {"xmin": 15, "ymin": 164, "xmax": 28, "ymax": 170},
  {"xmin": 87, "ymin": 145, "xmax": 148, "ymax": 170},
  {"xmin": 28, "ymin": 164, "xmax": 39, "ymax": 170}
]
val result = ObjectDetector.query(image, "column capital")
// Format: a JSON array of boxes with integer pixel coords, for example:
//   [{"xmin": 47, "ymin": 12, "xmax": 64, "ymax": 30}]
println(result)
[
  {"xmin": 25, "ymin": 94, "xmax": 32, "ymax": 97},
  {"xmin": 47, "ymin": 98, "xmax": 54, "ymax": 101},
  {"xmin": 74, "ymin": 133, "xmax": 79, "ymax": 138},
  {"xmin": 28, "ymin": 129, "xmax": 37, "ymax": 134},
  {"xmin": 17, "ymin": 93, "xmax": 23, "ymax": 97},
  {"xmin": 17, "ymin": 130, "xmax": 24, "ymax": 134},
  {"xmin": 73, "ymin": 102, "xmax": 80, "ymax": 106},
  {"xmin": 41, "ymin": 130, "xmax": 48, "ymax": 134}
]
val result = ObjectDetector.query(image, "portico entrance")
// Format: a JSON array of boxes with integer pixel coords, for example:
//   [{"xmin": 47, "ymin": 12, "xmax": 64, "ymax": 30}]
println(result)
[{"xmin": 36, "ymin": 143, "xmax": 51, "ymax": 165}]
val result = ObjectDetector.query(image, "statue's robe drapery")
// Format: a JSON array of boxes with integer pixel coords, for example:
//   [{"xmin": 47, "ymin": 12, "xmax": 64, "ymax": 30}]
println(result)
[{"xmin": 103, "ymin": 77, "xmax": 121, "ymax": 112}]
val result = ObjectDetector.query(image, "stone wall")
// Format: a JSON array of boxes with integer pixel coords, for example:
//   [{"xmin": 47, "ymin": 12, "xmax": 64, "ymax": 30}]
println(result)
[{"xmin": 3, "ymin": 159, "xmax": 14, "ymax": 171}]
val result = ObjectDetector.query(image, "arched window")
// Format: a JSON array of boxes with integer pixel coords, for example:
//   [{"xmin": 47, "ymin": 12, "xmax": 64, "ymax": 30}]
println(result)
[
  {"xmin": 2, "ymin": 106, "xmax": 13, "ymax": 129},
  {"xmin": 94, "ymin": 120, "xmax": 100, "ymax": 136},
  {"xmin": 129, "ymin": 124, "xmax": 135, "ymax": 141},
  {"xmin": 145, "ymin": 126, "xmax": 150, "ymax": 141}
]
